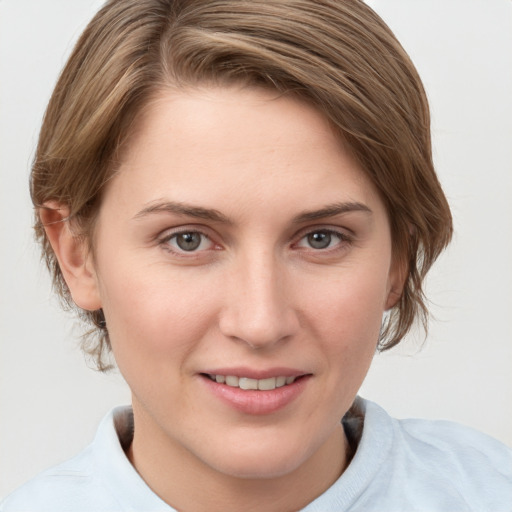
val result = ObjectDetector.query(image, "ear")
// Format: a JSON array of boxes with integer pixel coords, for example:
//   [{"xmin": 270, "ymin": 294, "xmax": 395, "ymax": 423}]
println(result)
[
  {"xmin": 385, "ymin": 257, "xmax": 407, "ymax": 310},
  {"xmin": 40, "ymin": 201, "xmax": 102, "ymax": 311}
]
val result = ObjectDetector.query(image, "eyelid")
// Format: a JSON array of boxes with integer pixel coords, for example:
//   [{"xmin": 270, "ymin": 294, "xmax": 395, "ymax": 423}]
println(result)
[
  {"xmin": 158, "ymin": 225, "xmax": 209, "ymax": 240},
  {"xmin": 154, "ymin": 224, "xmax": 354, "ymax": 257},
  {"xmin": 157, "ymin": 226, "xmax": 219, "ymax": 255},
  {"xmin": 292, "ymin": 226, "xmax": 354, "ymax": 252},
  {"xmin": 292, "ymin": 225, "xmax": 353, "ymax": 242}
]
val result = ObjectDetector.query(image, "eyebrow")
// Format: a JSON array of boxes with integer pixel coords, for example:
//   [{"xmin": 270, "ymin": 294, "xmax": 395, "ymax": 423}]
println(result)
[
  {"xmin": 291, "ymin": 202, "xmax": 372, "ymax": 223},
  {"xmin": 133, "ymin": 201, "xmax": 231, "ymax": 223},
  {"xmin": 132, "ymin": 200, "xmax": 372, "ymax": 224}
]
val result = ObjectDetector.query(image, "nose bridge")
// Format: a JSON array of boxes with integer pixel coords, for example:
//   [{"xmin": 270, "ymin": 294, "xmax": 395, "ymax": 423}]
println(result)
[{"xmin": 219, "ymin": 246, "xmax": 298, "ymax": 348}]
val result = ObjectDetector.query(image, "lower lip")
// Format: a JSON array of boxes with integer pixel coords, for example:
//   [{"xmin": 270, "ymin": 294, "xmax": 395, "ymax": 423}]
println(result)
[{"xmin": 200, "ymin": 375, "xmax": 310, "ymax": 415}]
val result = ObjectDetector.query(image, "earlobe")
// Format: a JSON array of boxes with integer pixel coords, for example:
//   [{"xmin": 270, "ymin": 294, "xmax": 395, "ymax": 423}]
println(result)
[{"xmin": 40, "ymin": 202, "xmax": 102, "ymax": 311}]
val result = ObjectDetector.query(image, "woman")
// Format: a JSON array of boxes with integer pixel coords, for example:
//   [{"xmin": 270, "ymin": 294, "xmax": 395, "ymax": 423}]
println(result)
[{"xmin": 1, "ymin": 0, "xmax": 511, "ymax": 510}]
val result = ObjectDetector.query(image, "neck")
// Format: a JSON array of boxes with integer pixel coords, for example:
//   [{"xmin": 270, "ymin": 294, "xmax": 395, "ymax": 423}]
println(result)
[{"xmin": 127, "ymin": 406, "xmax": 349, "ymax": 512}]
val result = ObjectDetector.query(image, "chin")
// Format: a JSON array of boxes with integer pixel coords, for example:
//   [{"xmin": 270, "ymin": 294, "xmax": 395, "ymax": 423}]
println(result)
[
  {"xmin": 211, "ymin": 453, "xmax": 304, "ymax": 480},
  {"xmin": 199, "ymin": 433, "xmax": 319, "ymax": 480}
]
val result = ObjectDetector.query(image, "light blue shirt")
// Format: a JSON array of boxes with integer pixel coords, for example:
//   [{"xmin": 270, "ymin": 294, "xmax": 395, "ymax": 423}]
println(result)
[{"xmin": 2, "ymin": 398, "xmax": 511, "ymax": 511}]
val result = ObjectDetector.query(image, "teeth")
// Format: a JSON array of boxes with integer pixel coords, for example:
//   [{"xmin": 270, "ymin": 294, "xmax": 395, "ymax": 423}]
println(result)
[
  {"xmin": 225, "ymin": 375, "xmax": 239, "ymax": 387},
  {"xmin": 209, "ymin": 374, "xmax": 298, "ymax": 390},
  {"xmin": 239, "ymin": 377, "xmax": 258, "ymax": 390},
  {"xmin": 276, "ymin": 376, "xmax": 287, "ymax": 388},
  {"xmin": 258, "ymin": 377, "xmax": 276, "ymax": 391}
]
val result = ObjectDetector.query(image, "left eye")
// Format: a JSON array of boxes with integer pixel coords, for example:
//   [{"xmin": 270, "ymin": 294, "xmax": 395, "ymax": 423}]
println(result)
[
  {"xmin": 164, "ymin": 231, "xmax": 213, "ymax": 252},
  {"xmin": 297, "ymin": 230, "xmax": 344, "ymax": 250}
]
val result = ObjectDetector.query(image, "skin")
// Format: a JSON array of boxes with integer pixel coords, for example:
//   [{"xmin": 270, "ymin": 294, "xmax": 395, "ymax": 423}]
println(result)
[{"xmin": 44, "ymin": 86, "xmax": 403, "ymax": 512}]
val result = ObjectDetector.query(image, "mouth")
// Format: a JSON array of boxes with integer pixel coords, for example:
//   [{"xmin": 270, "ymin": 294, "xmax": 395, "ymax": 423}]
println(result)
[
  {"xmin": 200, "ymin": 371, "xmax": 311, "ymax": 414},
  {"xmin": 202, "ymin": 373, "xmax": 302, "ymax": 391}
]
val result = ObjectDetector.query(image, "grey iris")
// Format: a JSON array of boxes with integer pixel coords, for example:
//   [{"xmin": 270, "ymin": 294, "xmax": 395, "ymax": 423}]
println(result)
[
  {"xmin": 308, "ymin": 231, "xmax": 331, "ymax": 249},
  {"xmin": 177, "ymin": 232, "xmax": 202, "ymax": 251}
]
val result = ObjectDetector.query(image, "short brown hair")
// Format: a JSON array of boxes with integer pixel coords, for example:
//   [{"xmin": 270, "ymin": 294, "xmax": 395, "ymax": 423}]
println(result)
[{"xmin": 32, "ymin": 0, "xmax": 453, "ymax": 371}]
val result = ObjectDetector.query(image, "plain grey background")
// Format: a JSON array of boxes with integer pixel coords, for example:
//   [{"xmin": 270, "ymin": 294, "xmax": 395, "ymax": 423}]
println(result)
[{"xmin": 1, "ymin": 0, "xmax": 511, "ymax": 500}]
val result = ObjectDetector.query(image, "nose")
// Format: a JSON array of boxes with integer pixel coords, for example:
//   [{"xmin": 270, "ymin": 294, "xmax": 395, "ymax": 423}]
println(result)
[{"xmin": 218, "ymin": 251, "xmax": 300, "ymax": 350}]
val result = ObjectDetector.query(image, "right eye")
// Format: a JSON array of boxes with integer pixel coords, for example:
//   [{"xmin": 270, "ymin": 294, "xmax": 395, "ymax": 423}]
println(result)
[{"xmin": 160, "ymin": 231, "xmax": 214, "ymax": 253}]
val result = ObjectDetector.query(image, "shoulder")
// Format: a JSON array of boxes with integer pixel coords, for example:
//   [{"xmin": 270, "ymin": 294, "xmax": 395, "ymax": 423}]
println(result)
[
  {"xmin": 0, "ymin": 446, "xmax": 119, "ymax": 512},
  {"xmin": 1, "ymin": 407, "xmax": 128, "ymax": 512},
  {"xmin": 1, "ymin": 406, "xmax": 171, "ymax": 512},
  {"xmin": 398, "ymin": 412, "xmax": 512, "ymax": 471},
  {"xmin": 303, "ymin": 399, "xmax": 512, "ymax": 512},
  {"xmin": 395, "ymin": 411, "xmax": 512, "ymax": 485},
  {"xmin": 361, "ymin": 399, "xmax": 512, "ymax": 511}
]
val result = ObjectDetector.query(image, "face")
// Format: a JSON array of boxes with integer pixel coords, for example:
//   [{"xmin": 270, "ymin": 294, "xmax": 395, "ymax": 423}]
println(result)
[{"xmin": 81, "ymin": 86, "xmax": 400, "ymax": 482}]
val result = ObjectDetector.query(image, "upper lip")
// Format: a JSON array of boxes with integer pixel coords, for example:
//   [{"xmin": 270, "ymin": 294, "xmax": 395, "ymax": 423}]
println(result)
[{"xmin": 200, "ymin": 367, "xmax": 309, "ymax": 380}]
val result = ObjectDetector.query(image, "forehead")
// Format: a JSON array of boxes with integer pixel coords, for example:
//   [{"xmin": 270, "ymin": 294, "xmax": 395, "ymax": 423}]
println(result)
[
  {"xmin": 124, "ymin": 85, "xmax": 341, "ymax": 162},
  {"xmin": 105, "ymin": 85, "xmax": 384, "ymax": 220}
]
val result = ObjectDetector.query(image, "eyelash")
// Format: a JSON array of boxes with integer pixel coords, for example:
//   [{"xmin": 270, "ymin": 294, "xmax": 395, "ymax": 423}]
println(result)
[
  {"xmin": 294, "ymin": 228, "xmax": 352, "ymax": 252},
  {"xmin": 158, "ymin": 228, "xmax": 215, "ymax": 256},
  {"xmin": 157, "ymin": 227, "xmax": 353, "ymax": 257}
]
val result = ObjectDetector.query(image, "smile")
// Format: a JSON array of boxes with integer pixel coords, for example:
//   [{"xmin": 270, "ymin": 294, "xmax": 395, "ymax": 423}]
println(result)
[
  {"xmin": 205, "ymin": 374, "xmax": 297, "ymax": 390},
  {"xmin": 200, "ymin": 371, "xmax": 311, "ymax": 414}
]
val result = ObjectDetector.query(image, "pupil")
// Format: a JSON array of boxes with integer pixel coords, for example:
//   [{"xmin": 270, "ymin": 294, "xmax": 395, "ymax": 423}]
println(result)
[
  {"xmin": 177, "ymin": 232, "xmax": 201, "ymax": 251},
  {"xmin": 308, "ymin": 231, "xmax": 331, "ymax": 249}
]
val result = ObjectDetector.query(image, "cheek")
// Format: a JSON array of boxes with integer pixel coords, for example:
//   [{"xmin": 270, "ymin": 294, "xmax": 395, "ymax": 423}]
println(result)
[
  {"xmin": 98, "ymin": 264, "xmax": 217, "ymax": 364},
  {"xmin": 312, "ymin": 265, "xmax": 389, "ymax": 333},
  {"xmin": 307, "ymin": 267, "xmax": 390, "ymax": 372}
]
